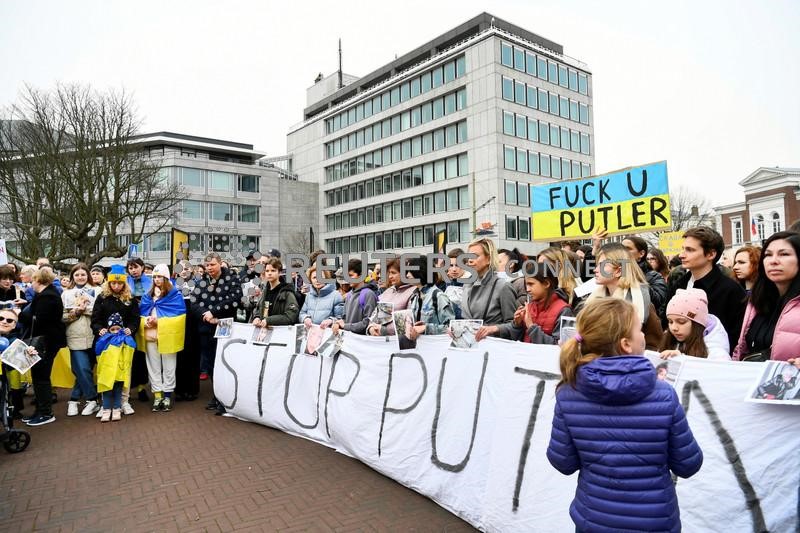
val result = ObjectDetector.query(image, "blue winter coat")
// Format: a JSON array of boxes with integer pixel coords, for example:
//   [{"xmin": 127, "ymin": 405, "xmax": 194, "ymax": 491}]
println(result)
[
  {"xmin": 546, "ymin": 356, "xmax": 703, "ymax": 533},
  {"xmin": 298, "ymin": 282, "xmax": 344, "ymax": 325}
]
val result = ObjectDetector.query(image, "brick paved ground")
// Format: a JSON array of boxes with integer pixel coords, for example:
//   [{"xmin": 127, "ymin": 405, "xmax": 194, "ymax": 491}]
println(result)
[{"xmin": 0, "ymin": 383, "xmax": 475, "ymax": 532}]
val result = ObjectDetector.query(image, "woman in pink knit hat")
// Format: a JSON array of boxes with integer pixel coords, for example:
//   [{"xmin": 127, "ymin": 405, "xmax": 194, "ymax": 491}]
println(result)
[{"xmin": 659, "ymin": 288, "xmax": 731, "ymax": 360}]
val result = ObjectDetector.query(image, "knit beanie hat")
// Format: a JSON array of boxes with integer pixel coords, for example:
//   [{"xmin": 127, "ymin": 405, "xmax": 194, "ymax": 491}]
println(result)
[
  {"xmin": 666, "ymin": 288, "xmax": 709, "ymax": 327},
  {"xmin": 107, "ymin": 264, "xmax": 127, "ymax": 282},
  {"xmin": 107, "ymin": 312, "xmax": 124, "ymax": 329},
  {"xmin": 152, "ymin": 264, "xmax": 171, "ymax": 279}
]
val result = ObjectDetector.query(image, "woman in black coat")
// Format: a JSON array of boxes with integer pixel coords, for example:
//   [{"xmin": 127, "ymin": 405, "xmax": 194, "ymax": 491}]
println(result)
[{"xmin": 18, "ymin": 268, "xmax": 67, "ymax": 426}]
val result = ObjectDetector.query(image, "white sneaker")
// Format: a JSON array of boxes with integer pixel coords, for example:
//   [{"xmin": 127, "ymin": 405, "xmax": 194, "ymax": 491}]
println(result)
[
  {"xmin": 81, "ymin": 400, "xmax": 100, "ymax": 416},
  {"xmin": 121, "ymin": 402, "xmax": 135, "ymax": 415},
  {"xmin": 96, "ymin": 407, "xmax": 104, "ymax": 418},
  {"xmin": 67, "ymin": 401, "xmax": 80, "ymax": 417}
]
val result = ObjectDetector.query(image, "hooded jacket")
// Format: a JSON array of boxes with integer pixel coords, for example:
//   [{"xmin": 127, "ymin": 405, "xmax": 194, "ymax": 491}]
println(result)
[
  {"xmin": 299, "ymin": 282, "xmax": 344, "ymax": 325},
  {"xmin": 252, "ymin": 281, "xmax": 300, "ymax": 326},
  {"xmin": 547, "ymin": 356, "xmax": 703, "ymax": 533},
  {"xmin": 342, "ymin": 283, "xmax": 379, "ymax": 334}
]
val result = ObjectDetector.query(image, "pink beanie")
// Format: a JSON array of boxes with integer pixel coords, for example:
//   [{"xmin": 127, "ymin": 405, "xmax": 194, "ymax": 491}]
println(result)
[{"xmin": 666, "ymin": 288, "xmax": 709, "ymax": 327}]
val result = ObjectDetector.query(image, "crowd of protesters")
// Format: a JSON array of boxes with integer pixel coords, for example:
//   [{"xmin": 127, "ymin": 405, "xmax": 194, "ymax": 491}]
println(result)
[{"xmin": 1, "ymin": 221, "xmax": 799, "ymax": 532}]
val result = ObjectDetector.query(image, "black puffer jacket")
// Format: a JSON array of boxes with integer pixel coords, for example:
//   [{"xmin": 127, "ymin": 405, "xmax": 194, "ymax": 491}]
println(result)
[
  {"xmin": 91, "ymin": 293, "xmax": 140, "ymax": 337},
  {"xmin": 18, "ymin": 284, "xmax": 67, "ymax": 353}
]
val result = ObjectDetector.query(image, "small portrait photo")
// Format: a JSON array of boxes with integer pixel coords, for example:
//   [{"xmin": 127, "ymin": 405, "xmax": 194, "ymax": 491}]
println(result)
[
  {"xmin": 449, "ymin": 320, "xmax": 483, "ymax": 350},
  {"xmin": 374, "ymin": 302, "xmax": 394, "ymax": 326},
  {"xmin": 251, "ymin": 326, "xmax": 273, "ymax": 346},
  {"xmin": 746, "ymin": 361, "xmax": 800, "ymax": 404},
  {"xmin": 643, "ymin": 351, "xmax": 683, "ymax": 386},
  {"xmin": 215, "ymin": 318, "xmax": 234, "ymax": 338},
  {"xmin": 393, "ymin": 310, "xmax": 417, "ymax": 351}
]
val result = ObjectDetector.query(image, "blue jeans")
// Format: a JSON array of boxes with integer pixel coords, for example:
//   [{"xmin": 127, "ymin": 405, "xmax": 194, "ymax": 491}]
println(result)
[
  {"xmin": 102, "ymin": 382, "xmax": 123, "ymax": 409},
  {"xmin": 69, "ymin": 349, "xmax": 97, "ymax": 401}
]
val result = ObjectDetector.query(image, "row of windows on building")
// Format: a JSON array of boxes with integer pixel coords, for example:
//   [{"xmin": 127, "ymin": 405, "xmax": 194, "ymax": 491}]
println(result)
[
  {"xmin": 325, "ymin": 153, "xmax": 469, "ymax": 208},
  {"xmin": 324, "ymin": 120, "xmax": 468, "ymax": 183},
  {"xmin": 731, "ymin": 213, "xmax": 782, "ymax": 245},
  {"xmin": 502, "ymin": 110, "xmax": 590, "ymax": 155},
  {"xmin": 326, "ymin": 185, "xmax": 470, "ymax": 232},
  {"xmin": 505, "ymin": 215, "xmax": 532, "ymax": 241},
  {"xmin": 325, "ymin": 219, "xmax": 471, "ymax": 255},
  {"xmin": 325, "ymin": 56, "xmax": 467, "ymax": 135},
  {"xmin": 499, "ymin": 41, "xmax": 589, "ymax": 96},
  {"xmin": 180, "ymin": 200, "xmax": 260, "ymax": 224},
  {"xmin": 175, "ymin": 167, "xmax": 261, "ymax": 193},
  {"xmin": 501, "ymin": 76, "xmax": 590, "ymax": 126},
  {"xmin": 504, "ymin": 145, "xmax": 591, "ymax": 180},
  {"xmin": 325, "ymin": 88, "xmax": 467, "ymax": 159}
]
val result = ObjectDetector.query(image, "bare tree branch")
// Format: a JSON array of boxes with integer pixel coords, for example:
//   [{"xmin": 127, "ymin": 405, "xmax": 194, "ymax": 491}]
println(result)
[{"xmin": 0, "ymin": 83, "xmax": 185, "ymax": 270}]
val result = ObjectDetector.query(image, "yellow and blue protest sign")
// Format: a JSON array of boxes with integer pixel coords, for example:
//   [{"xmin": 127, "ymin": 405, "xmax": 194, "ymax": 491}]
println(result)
[
  {"xmin": 531, "ymin": 161, "xmax": 672, "ymax": 240},
  {"xmin": 658, "ymin": 230, "xmax": 684, "ymax": 257}
]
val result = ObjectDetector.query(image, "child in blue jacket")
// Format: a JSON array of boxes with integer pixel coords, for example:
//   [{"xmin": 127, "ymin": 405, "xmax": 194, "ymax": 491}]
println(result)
[{"xmin": 547, "ymin": 298, "xmax": 703, "ymax": 533}]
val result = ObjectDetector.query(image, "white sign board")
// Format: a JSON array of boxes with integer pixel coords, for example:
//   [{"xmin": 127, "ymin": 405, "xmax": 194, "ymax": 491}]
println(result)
[
  {"xmin": 0, "ymin": 238, "xmax": 7, "ymax": 265},
  {"xmin": 214, "ymin": 324, "xmax": 799, "ymax": 532}
]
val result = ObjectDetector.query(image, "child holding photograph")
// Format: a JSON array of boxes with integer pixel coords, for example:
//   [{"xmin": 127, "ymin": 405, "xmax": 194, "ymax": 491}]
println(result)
[
  {"xmin": 503, "ymin": 263, "xmax": 573, "ymax": 345},
  {"xmin": 659, "ymin": 288, "xmax": 730, "ymax": 361},
  {"xmin": 547, "ymin": 298, "xmax": 703, "ymax": 533}
]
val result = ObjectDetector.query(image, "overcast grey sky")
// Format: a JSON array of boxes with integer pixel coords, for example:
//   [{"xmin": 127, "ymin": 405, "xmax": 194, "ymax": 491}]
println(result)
[{"xmin": 2, "ymin": 0, "xmax": 798, "ymax": 206}]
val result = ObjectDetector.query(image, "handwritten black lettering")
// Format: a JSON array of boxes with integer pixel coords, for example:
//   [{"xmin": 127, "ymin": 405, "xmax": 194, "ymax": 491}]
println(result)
[
  {"xmin": 218, "ymin": 338, "xmax": 245, "ymax": 410},
  {"xmin": 378, "ymin": 352, "xmax": 428, "ymax": 457},
  {"xmin": 323, "ymin": 350, "xmax": 361, "ymax": 438},
  {"xmin": 430, "ymin": 352, "xmax": 490, "ymax": 472},
  {"xmin": 511, "ymin": 367, "xmax": 560, "ymax": 512}
]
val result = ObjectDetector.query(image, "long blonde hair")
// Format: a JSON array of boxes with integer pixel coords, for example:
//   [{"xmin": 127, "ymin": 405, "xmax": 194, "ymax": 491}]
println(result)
[
  {"xmin": 101, "ymin": 280, "xmax": 133, "ymax": 303},
  {"xmin": 559, "ymin": 298, "xmax": 638, "ymax": 388},
  {"xmin": 595, "ymin": 242, "xmax": 646, "ymax": 290}
]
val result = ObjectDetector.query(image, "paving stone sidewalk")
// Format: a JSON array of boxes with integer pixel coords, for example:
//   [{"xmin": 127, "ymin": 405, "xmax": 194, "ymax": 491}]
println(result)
[{"xmin": 0, "ymin": 383, "xmax": 475, "ymax": 532}]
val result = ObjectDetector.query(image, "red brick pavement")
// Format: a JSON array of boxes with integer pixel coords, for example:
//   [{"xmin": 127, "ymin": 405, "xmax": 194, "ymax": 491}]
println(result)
[{"xmin": 0, "ymin": 383, "xmax": 475, "ymax": 532}]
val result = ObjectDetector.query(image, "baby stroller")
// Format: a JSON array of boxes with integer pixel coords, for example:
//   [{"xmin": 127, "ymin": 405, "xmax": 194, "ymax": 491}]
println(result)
[{"xmin": 0, "ymin": 371, "xmax": 31, "ymax": 453}]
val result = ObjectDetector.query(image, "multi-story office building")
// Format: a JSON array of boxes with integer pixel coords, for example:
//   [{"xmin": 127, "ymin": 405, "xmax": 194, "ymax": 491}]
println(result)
[
  {"xmin": 287, "ymin": 12, "xmax": 595, "ymax": 256},
  {"xmin": 114, "ymin": 132, "xmax": 319, "ymax": 264}
]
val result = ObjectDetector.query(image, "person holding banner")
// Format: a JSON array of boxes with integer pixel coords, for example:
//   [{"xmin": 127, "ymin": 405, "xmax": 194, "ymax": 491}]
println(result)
[
  {"xmin": 733, "ymin": 231, "xmax": 800, "ymax": 362},
  {"xmin": 659, "ymin": 288, "xmax": 730, "ymax": 360},
  {"xmin": 505, "ymin": 261, "xmax": 573, "ymax": 345},
  {"xmin": 547, "ymin": 298, "xmax": 703, "ymax": 533},
  {"xmin": 463, "ymin": 238, "xmax": 517, "ymax": 341},
  {"xmin": 367, "ymin": 258, "xmax": 418, "ymax": 336},
  {"xmin": 251, "ymin": 258, "xmax": 300, "ymax": 327},
  {"xmin": 138, "ymin": 265, "xmax": 186, "ymax": 412}
]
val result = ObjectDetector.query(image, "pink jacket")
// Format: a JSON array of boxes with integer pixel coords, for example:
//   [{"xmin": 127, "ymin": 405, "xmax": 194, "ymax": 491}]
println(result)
[{"xmin": 733, "ymin": 295, "xmax": 800, "ymax": 361}]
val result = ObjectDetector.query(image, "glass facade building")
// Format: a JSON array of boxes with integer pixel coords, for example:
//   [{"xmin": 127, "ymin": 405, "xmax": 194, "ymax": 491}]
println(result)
[{"xmin": 287, "ymin": 12, "xmax": 594, "ymax": 254}]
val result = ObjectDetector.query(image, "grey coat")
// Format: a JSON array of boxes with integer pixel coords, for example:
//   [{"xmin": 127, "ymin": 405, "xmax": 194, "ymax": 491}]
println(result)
[{"xmin": 461, "ymin": 270, "xmax": 517, "ymax": 338}]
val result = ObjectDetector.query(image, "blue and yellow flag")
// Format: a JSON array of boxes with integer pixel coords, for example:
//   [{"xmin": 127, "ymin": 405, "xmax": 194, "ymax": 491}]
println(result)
[
  {"xmin": 95, "ymin": 331, "xmax": 136, "ymax": 392},
  {"xmin": 137, "ymin": 286, "xmax": 186, "ymax": 353}
]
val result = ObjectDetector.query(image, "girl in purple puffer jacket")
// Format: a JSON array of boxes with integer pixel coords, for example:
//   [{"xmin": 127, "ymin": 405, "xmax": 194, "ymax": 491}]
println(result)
[{"xmin": 547, "ymin": 298, "xmax": 703, "ymax": 533}]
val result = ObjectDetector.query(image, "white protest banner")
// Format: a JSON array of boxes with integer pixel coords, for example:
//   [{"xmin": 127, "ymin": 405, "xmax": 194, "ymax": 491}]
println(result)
[
  {"xmin": 0, "ymin": 238, "xmax": 7, "ymax": 265},
  {"xmin": 214, "ymin": 324, "xmax": 799, "ymax": 532}
]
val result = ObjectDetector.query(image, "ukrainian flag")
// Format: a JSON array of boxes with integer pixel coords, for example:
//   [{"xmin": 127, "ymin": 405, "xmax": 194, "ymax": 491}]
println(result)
[
  {"xmin": 95, "ymin": 331, "xmax": 136, "ymax": 392},
  {"xmin": 137, "ymin": 286, "xmax": 186, "ymax": 353}
]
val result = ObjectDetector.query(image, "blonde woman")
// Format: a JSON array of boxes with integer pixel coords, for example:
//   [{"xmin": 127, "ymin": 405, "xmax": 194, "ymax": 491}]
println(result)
[
  {"xmin": 461, "ymin": 238, "xmax": 517, "ymax": 341},
  {"xmin": 62, "ymin": 263, "xmax": 100, "ymax": 417},
  {"xmin": 586, "ymin": 243, "xmax": 663, "ymax": 350}
]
